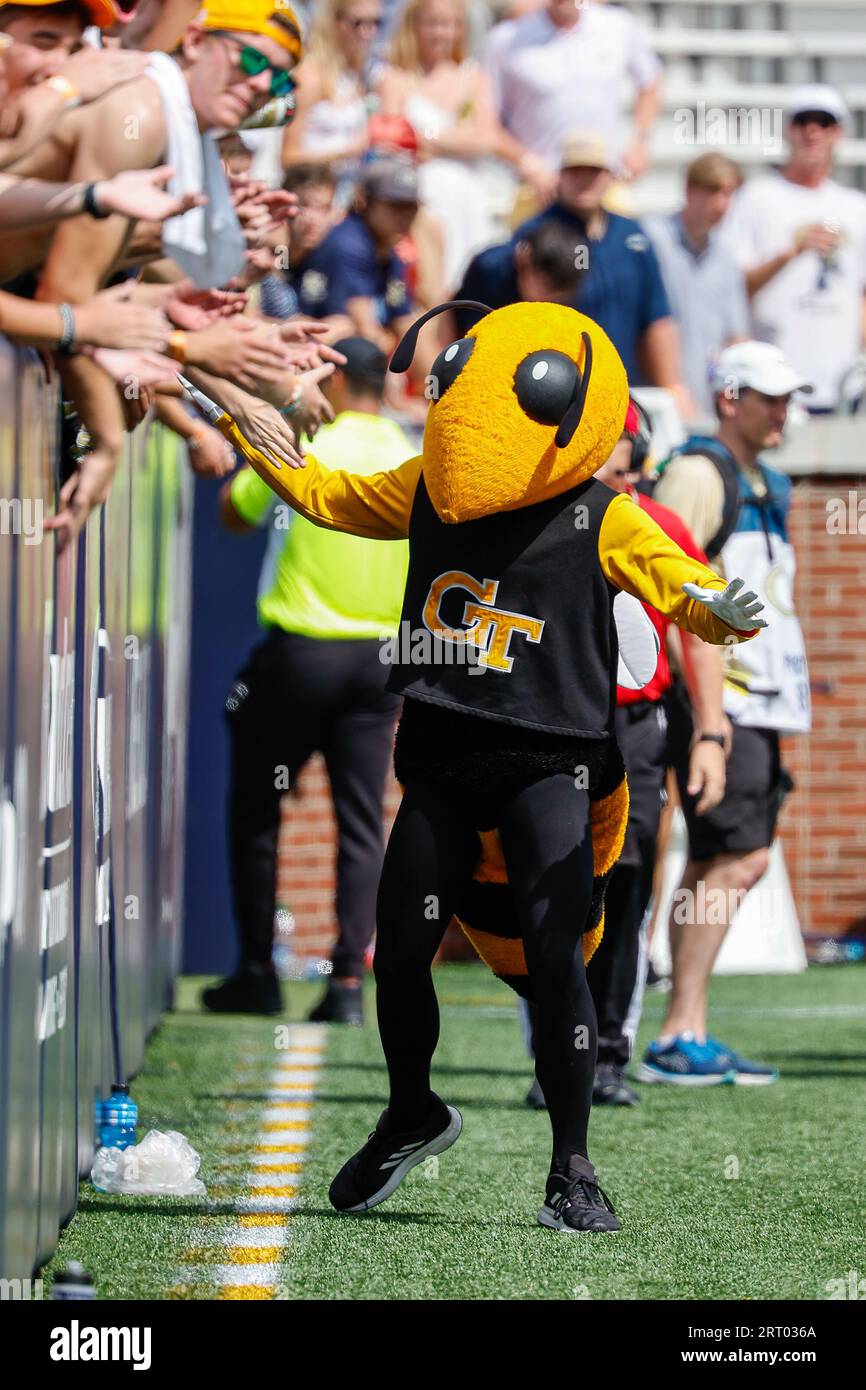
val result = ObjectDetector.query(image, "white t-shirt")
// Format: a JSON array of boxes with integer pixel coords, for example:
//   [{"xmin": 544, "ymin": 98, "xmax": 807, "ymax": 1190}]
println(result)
[
  {"xmin": 484, "ymin": 3, "xmax": 661, "ymax": 167},
  {"xmin": 723, "ymin": 172, "xmax": 866, "ymax": 408}
]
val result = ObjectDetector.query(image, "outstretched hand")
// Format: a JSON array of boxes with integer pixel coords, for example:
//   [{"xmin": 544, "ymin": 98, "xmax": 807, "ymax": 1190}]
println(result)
[
  {"xmin": 682, "ymin": 578, "xmax": 768, "ymax": 631},
  {"xmin": 97, "ymin": 166, "xmax": 206, "ymax": 223}
]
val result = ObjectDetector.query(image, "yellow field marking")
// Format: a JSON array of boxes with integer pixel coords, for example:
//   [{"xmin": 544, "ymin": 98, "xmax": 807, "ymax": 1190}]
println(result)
[
  {"xmin": 247, "ymin": 1162, "xmax": 303, "ymax": 1174},
  {"xmin": 208, "ymin": 1184, "xmax": 300, "ymax": 1199},
  {"xmin": 223, "ymin": 1246, "xmax": 284, "ymax": 1265},
  {"xmin": 218, "ymin": 1286, "xmax": 274, "ymax": 1300},
  {"xmin": 253, "ymin": 1143, "xmax": 308, "ymax": 1154},
  {"xmin": 237, "ymin": 1213, "xmax": 292, "ymax": 1228}
]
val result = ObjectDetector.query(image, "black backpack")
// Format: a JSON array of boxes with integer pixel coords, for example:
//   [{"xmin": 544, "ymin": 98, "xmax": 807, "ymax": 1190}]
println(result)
[{"xmin": 636, "ymin": 434, "xmax": 742, "ymax": 561}]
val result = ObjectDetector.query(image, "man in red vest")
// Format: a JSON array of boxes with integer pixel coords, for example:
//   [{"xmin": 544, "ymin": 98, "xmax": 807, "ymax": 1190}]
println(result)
[{"xmin": 526, "ymin": 401, "xmax": 730, "ymax": 1108}]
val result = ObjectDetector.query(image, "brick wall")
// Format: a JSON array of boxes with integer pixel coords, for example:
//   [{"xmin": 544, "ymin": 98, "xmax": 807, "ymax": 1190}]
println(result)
[
  {"xmin": 278, "ymin": 474, "xmax": 866, "ymax": 960},
  {"xmin": 276, "ymin": 757, "xmax": 401, "ymax": 961},
  {"xmin": 777, "ymin": 477, "xmax": 866, "ymax": 941}
]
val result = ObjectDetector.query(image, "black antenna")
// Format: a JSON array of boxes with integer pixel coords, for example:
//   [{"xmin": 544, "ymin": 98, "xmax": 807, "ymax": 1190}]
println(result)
[
  {"xmin": 389, "ymin": 300, "xmax": 492, "ymax": 374},
  {"xmin": 555, "ymin": 332, "xmax": 593, "ymax": 449}
]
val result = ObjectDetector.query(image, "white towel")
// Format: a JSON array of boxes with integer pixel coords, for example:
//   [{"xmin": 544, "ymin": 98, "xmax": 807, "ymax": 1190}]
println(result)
[{"xmin": 147, "ymin": 51, "xmax": 247, "ymax": 289}]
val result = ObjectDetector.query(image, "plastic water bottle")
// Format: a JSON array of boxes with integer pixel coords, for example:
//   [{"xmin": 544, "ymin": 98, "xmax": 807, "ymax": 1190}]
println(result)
[
  {"xmin": 240, "ymin": 93, "xmax": 296, "ymax": 129},
  {"xmin": 99, "ymin": 1083, "xmax": 138, "ymax": 1151},
  {"xmin": 51, "ymin": 1262, "xmax": 96, "ymax": 1300}
]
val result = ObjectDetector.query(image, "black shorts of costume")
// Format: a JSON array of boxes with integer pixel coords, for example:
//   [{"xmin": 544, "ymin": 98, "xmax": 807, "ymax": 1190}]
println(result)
[
  {"xmin": 393, "ymin": 698, "xmax": 625, "ymax": 832},
  {"xmin": 665, "ymin": 678, "xmax": 793, "ymax": 860}
]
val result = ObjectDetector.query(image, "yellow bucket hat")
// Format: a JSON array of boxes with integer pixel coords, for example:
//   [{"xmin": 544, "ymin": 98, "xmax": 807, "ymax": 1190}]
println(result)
[{"xmin": 200, "ymin": 0, "xmax": 304, "ymax": 64}]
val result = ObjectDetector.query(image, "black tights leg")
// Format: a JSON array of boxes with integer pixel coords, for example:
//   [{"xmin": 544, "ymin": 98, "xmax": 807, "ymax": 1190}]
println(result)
[
  {"xmin": 373, "ymin": 780, "xmax": 480, "ymax": 1130},
  {"xmin": 499, "ymin": 776, "xmax": 597, "ymax": 1172}
]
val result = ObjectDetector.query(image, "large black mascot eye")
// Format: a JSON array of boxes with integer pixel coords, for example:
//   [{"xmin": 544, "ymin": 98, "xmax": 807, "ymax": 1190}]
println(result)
[
  {"xmin": 513, "ymin": 350, "xmax": 580, "ymax": 425},
  {"xmin": 428, "ymin": 337, "xmax": 475, "ymax": 402}
]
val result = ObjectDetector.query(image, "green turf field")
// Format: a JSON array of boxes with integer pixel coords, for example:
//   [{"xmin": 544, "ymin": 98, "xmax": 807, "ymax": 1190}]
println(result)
[{"xmin": 43, "ymin": 964, "xmax": 866, "ymax": 1300}]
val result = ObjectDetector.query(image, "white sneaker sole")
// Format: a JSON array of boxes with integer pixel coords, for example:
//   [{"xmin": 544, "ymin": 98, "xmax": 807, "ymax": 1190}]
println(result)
[
  {"xmin": 342, "ymin": 1106, "xmax": 463, "ymax": 1214},
  {"xmin": 732, "ymin": 1071, "xmax": 779, "ymax": 1086},
  {"xmin": 538, "ymin": 1202, "xmax": 619, "ymax": 1234},
  {"xmin": 634, "ymin": 1062, "xmax": 735, "ymax": 1087}
]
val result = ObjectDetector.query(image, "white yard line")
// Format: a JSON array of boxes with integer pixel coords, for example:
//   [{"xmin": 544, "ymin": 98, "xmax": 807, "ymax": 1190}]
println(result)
[{"xmin": 172, "ymin": 1022, "xmax": 327, "ymax": 1300}]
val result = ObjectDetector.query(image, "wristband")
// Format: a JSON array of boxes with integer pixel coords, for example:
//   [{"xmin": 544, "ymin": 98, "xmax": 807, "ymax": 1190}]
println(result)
[
  {"xmin": 57, "ymin": 302, "xmax": 76, "ymax": 355},
  {"xmin": 167, "ymin": 329, "xmax": 188, "ymax": 366},
  {"xmin": 83, "ymin": 182, "xmax": 109, "ymax": 219},
  {"xmin": 46, "ymin": 75, "xmax": 80, "ymax": 107},
  {"xmin": 280, "ymin": 379, "xmax": 303, "ymax": 416},
  {"xmin": 187, "ymin": 421, "xmax": 211, "ymax": 450},
  {"xmin": 697, "ymin": 733, "xmax": 726, "ymax": 748}
]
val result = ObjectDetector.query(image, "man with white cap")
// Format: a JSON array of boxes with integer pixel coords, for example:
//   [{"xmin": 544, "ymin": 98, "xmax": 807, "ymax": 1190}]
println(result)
[
  {"xmin": 638, "ymin": 341, "xmax": 812, "ymax": 1086},
  {"xmin": 723, "ymin": 84, "xmax": 866, "ymax": 412}
]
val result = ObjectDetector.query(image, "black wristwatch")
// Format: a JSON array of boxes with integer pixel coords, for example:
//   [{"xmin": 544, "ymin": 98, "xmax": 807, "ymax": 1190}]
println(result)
[
  {"xmin": 83, "ymin": 182, "xmax": 109, "ymax": 219},
  {"xmin": 697, "ymin": 732, "xmax": 726, "ymax": 748}
]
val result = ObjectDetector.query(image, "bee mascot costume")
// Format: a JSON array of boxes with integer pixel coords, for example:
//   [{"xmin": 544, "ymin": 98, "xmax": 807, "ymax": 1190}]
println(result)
[{"xmin": 223, "ymin": 300, "xmax": 765, "ymax": 1233}]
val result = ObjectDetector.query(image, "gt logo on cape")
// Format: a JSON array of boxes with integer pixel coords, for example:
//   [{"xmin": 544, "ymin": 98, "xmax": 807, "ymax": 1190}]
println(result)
[{"xmin": 423, "ymin": 570, "xmax": 544, "ymax": 672}]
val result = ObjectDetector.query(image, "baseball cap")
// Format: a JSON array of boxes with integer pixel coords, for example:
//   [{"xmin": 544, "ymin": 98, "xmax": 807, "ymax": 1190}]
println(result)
[
  {"xmin": 560, "ymin": 130, "xmax": 616, "ymax": 172},
  {"xmin": 200, "ymin": 0, "xmax": 304, "ymax": 63},
  {"xmin": 362, "ymin": 156, "xmax": 419, "ymax": 204},
  {"xmin": 332, "ymin": 336, "xmax": 388, "ymax": 390},
  {"xmin": 0, "ymin": 0, "xmax": 119, "ymax": 28},
  {"xmin": 785, "ymin": 83, "xmax": 849, "ymax": 127},
  {"xmin": 711, "ymin": 341, "xmax": 814, "ymax": 397}
]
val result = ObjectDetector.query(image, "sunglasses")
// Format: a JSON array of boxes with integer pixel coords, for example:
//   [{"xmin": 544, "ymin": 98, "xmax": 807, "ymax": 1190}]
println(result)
[
  {"xmin": 791, "ymin": 111, "xmax": 838, "ymax": 129},
  {"xmin": 216, "ymin": 34, "xmax": 297, "ymax": 98}
]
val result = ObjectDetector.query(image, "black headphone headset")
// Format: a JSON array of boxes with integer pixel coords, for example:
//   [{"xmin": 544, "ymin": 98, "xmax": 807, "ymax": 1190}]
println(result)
[{"xmin": 625, "ymin": 396, "xmax": 653, "ymax": 473}]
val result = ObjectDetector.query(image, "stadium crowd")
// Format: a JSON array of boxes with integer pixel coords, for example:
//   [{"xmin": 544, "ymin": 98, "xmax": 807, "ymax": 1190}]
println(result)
[{"xmin": 1, "ymin": 0, "xmax": 863, "ymax": 1106}]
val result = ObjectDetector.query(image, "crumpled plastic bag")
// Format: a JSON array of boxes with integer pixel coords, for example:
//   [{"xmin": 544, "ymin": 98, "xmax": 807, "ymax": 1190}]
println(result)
[{"xmin": 91, "ymin": 1129, "xmax": 207, "ymax": 1196}]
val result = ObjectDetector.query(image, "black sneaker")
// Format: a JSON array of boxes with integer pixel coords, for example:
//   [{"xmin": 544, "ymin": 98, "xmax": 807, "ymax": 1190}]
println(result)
[
  {"xmin": 201, "ymin": 967, "xmax": 282, "ymax": 1016},
  {"xmin": 525, "ymin": 1077, "xmax": 547, "ymax": 1110},
  {"xmin": 538, "ymin": 1156, "xmax": 620, "ymax": 1234},
  {"xmin": 593, "ymin": 1062, "xmax": 640, "ymax": 1107},
  {"xmin": 329, "ymin": 1096, "xmax": 462, "ymax": 1213},
  {"xmin": 308, "ymin": 980, "xmax": 363, "ymax": 1026}
]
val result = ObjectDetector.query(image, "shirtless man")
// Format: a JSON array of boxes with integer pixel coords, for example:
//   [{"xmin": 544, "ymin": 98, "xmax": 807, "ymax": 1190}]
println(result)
[
  {"xmin": 1, "ymin": 0, "xmax": 305, "ymax": 542},
  {"xmin": 0, "ymin": 1, "xmax": 150, "ymax": 167}
]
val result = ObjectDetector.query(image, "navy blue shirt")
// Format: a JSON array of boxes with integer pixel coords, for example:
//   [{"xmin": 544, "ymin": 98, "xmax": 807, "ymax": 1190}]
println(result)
[
  {"xmin": 291, "ymin": 213, "xmax": 412, "ymax": 325},
  {"xmin": 456, "ymin": 205, "xmax": 671, "ymax": 384}
]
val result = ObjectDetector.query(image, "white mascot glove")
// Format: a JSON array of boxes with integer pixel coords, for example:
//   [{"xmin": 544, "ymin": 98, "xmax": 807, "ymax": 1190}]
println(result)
[{"xmin": 681, "ymin": 577, "xmax": 768, "ymax": 631}]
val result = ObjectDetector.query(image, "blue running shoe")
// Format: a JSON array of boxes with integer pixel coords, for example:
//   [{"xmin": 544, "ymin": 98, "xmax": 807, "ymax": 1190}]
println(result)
[
  {"xmin": 635, "ymin": 1033, "xmax": 735, "ymax": 1086},
  {"xmin": 704, "ymin": 1036, "xmax": 779, "ymax": 1086}
]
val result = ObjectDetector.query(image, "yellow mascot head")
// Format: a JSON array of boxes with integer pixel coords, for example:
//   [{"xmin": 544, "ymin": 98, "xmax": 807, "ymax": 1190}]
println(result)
[{"xmin": 391, "ymin": 299, "xmax": 629, "ymax": 524}]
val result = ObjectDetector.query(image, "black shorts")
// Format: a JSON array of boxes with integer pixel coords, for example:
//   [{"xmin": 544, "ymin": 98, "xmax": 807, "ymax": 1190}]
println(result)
[
  {"xmin": 614, "ymin": 701, "xmax": 668, "ymax": 868},
  {"xmin": 393, "ymin": 697, "xmax": 624, "ymax": 832},
  {"xmin": 665, "ymin": 680, "xmax": 792, "ymax": 860}
]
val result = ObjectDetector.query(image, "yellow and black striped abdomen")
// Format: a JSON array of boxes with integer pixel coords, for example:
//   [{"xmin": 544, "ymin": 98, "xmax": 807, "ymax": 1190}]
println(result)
[{"xmin": 452, "ymin": 774, "xmax": 629, "ymax": 998}]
